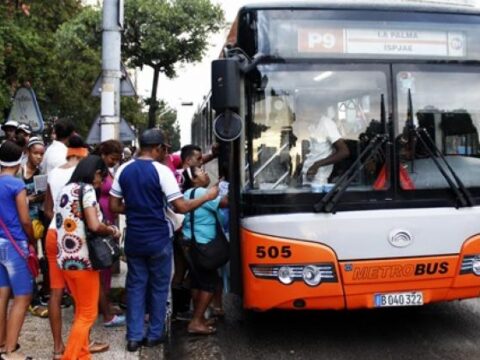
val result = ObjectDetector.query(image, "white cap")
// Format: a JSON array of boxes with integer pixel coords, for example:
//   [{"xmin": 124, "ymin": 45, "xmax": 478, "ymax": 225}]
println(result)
[{"xmin": 1, "ymin": 120, "xmax": 19, "ymax": 130}]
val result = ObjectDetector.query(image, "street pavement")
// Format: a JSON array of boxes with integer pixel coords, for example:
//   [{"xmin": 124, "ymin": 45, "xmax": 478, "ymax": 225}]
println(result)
[
  {"xmin": 18, "ymin": 263, "xmax": 480, "ymax": 360},
  {"xmin": 18, "ymin": 262, "xmax": 165, "ymax": 360},
  {"xmin": 170, "ymin": 295, "xmax": 480, "ymax": 360}
]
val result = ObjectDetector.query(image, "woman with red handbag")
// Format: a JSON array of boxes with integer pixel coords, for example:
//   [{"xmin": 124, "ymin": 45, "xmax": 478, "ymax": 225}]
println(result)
[{"xmin": 0, "ymin": 140, "xmax": 36, "ymax": 360}]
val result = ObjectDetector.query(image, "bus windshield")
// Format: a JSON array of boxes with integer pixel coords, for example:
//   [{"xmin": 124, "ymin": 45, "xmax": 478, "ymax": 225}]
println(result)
[
  {"xmin": 238, "ymin": 8, "xmax": 480, "ymax": 201},
  {"xmin": 396, "ymin": 67, "xmax": 480, "ymax": 190},
  {"xmin": 249, "ymin": 64, "xmax": 388, "ymax": 193},
  {"xmin": 247, "ymin": 64, "xmax": 480, "ymax": 194}
]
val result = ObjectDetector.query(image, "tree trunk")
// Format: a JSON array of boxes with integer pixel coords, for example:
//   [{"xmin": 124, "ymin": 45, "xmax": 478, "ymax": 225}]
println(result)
[{"xmin": 147, "ymin": 66, "xmax": 160, "ymax": 128}]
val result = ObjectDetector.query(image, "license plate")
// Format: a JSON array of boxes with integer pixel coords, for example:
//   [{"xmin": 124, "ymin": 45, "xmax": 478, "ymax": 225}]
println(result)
[{"xmin": 374, "ymin": 292, "xmax": 423, "ymax": 307}]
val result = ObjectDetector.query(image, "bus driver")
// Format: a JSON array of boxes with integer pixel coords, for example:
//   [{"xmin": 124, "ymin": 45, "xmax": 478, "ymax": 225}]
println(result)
[{"xmin": 295, "ymin": 105, "xmax": 350, "ymax": 186}]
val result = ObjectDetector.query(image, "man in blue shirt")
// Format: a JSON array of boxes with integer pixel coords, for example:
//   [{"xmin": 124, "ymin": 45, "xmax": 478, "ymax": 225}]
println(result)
[{"xmin": 110, "ymin": 128, "xmax": 218, "ymax": 352}]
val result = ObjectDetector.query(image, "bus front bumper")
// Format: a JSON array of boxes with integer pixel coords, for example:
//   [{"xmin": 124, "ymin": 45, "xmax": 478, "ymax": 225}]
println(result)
[{"xmin": 242, "ymin": 230, "xmax": 480, "ymax": 311}]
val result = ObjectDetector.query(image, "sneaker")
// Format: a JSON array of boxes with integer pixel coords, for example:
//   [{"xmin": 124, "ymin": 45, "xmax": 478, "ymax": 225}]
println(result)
[
  {"xmin": 61, "ymin": 294, "xmax": 73, "ymax": 308},
  {"xmin": 39, "ymin": 294, "xmax": 50, "ymax": 307},
  {"xmin": 104, "ymin": 314, "xmax": 126, "ymax": 328}
]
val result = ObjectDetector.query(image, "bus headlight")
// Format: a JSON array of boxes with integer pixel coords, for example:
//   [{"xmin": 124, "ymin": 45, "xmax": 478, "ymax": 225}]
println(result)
[
  {"xmin": 250, "ymin": 263, "xmax": 337, "ymax": 285},
  {"xmin": 278, "ymin": 266, "xmax": 294, "ymax": 285},
  {"xmin": 460, "ymin": 255, "xmax": 480, "ymax": 276},
  {"xmin": 302, "ymin": 265, "xmax": 322, "ymax": 286},
  {"xmin": 472, "ymin": 258, "xmax": 480, "ymax": 276}
]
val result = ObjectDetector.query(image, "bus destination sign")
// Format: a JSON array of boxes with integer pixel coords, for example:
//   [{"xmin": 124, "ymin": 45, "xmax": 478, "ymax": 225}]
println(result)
[{"xmin": 298, "ymin": 28, "xmax": 466, "ymax": 57}]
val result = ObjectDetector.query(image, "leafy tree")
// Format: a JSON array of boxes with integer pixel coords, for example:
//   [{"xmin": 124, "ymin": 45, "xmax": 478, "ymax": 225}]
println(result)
[
  {"xmin": 0, "ymin": 2, "xmax": 144, "ymax": 137},
  {"xmin": 0, "ymin": 0, "xmax": 84, "ymax": 120},
  {"xmin": 123, "ymin": 0, "xmax": 225, "ymax": 128},
  {"xmin": 1, "ymin": 0, "xmax": 222, "ymax": 141},
  {"xmin": 49, "ymin": 6, "xmax": 102, "ymax": 134}
]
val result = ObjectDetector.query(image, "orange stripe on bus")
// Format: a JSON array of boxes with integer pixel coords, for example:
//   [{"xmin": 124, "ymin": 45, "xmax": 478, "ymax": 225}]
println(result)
[{"xmin": 241, "ymin": 229, "xmax": 480, "ymax": 311}]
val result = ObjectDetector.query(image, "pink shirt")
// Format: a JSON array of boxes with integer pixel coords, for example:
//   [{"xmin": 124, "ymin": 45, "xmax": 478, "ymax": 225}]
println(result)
[
  {"xmin": 165, "ymin": 153, "xmax": 183, "ymax": 184},
  {"xmin": 99, "ymin": 172, "xmax": 115, "ymax": 224}
]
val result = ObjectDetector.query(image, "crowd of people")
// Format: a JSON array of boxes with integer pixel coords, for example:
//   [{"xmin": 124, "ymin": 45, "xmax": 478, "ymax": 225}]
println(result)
[{"xmin": 0, "ymin": 120, "xmax": 229, "ymax": 360}]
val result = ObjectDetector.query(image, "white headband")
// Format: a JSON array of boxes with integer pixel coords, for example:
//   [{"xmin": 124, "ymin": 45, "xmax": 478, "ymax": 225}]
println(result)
[{"xmin": 0, "ymin": 158, "xmax": 22, "ymax": 167}]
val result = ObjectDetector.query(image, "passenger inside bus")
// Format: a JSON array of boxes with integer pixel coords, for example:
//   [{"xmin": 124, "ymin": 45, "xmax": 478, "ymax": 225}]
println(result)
[{"xmin": 291, "ymin": 100, "xmax": 350, "ymax": 187}]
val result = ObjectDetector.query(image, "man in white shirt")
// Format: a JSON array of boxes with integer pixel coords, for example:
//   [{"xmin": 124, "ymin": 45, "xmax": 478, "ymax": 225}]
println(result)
[
  {"xmin": 301, "ymin": 115, "xmax": 350, "ymax": 185},
  {"xmin": 41, "ymin": 119, "xmax": 75, "ymax": 175},
  {"xmin": 109, "ymin": 129, "xmax": 219, "ymax": 351},
  {"xmin": 293, "ymin": 102, "xmax": 350, "ymax": 186}
]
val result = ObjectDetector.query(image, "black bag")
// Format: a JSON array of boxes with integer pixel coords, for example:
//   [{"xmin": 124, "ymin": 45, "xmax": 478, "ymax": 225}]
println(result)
[
  {"xmin": 189, "ymin": 188, "xmax": 230, "ymax": 270},
  {"xmin": 80, "ymin": 183, "xmax": 121, "ymax": 270}
]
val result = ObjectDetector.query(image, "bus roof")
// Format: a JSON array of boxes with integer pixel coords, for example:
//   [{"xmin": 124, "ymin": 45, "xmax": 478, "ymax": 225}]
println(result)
[{"xmin": 239, "ymin": 0, "xmax": 480, "ymax": 15}]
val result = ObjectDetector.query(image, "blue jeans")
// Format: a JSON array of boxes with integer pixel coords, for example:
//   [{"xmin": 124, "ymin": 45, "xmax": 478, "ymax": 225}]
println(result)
[
  {"xmin": 0, "ymin": 238, "xmax": 33, "ymax": 296},
  {"xmin": 125, "ymin": 242, "xmax": 172, "ymax": 341}
]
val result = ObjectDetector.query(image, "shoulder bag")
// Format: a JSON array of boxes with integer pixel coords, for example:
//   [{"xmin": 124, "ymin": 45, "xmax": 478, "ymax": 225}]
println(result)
[
  {"xmin": 0, "ymin": 216, "xmax": 39, "ymax": 278},
  {"xmin": 79, "ymin": 183, "xmax": 121, "ymax": 270},
  {"xmin": 189, "ymin": 188, "xmax": 229, "ymax": 270}
]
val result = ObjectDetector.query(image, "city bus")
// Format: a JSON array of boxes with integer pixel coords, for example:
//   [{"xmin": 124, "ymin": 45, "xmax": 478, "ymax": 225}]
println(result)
[{"xmin": 193, "ymin": 0, "xmax": 480, "ymax": 311}]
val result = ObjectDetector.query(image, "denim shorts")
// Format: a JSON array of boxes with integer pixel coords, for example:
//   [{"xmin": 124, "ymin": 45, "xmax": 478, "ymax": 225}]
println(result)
[{"xmin": 0, "ymin": 237, "xmax": 33, "ymax": 296}]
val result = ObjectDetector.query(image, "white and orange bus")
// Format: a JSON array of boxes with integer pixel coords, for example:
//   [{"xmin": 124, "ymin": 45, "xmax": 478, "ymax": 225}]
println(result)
[{"xmin": 193, "ymin": 0, "xmax": 480, "ymax": 311}]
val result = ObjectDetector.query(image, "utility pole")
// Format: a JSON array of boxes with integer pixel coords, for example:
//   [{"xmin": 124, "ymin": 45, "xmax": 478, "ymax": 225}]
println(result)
[{"xmin": 100, "ymin": 0, "xmax": 123, "ymax": 141}]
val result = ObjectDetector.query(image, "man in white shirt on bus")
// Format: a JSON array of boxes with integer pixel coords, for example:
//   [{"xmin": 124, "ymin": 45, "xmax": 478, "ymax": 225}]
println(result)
[{"xmin": 296, "ymin": 107, "xmax": 350, "ymax": 186}]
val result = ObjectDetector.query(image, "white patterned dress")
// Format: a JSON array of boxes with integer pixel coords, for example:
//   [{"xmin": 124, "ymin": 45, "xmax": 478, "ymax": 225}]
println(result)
[{"xmin": 55, "ymin": 183, "xmax": 102, "ymax": 270}]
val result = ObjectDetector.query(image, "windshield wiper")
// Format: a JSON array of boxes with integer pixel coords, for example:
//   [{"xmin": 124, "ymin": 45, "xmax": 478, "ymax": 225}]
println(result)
[
  {"xmin": 314, "ymin": 94, "xmax": 389, "ymax": 213},
  {"xmin": 403, "ymin": 89, "xmax": 474, "ymax": 208}
]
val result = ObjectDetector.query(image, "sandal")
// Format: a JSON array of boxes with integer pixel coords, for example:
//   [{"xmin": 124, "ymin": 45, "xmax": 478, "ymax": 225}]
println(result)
[
  {"xmin": 88, "ymin": 341, "xmax": 109, "ymax": 354},
  {"xmin": 211, "ymin": 307, "xmax": 225, "ymax": 317},
  {"xmin": 0, "ymin": 347, "xmax": 31, "ymax": 360},
  {"xmin": 52, "ymin": 351, "xmax": 63, "ymax": 360},
  {"xmin": 0, "ymin": 344, "xmax": 20, "ymax": 355},
  {"xmin": 187, "ymin": 325, "xmax": 217, "ymax": 336},
  {"xmin": 204, "ymin": 318, "xmax": 217, "ymax": 326},
  {"xmin": 0, "ymin": 355, "xmax": 32, "ymax": 360},
  {"xmin": 28, "ymin": 305, "xmax": 49, "ymax": 318}
]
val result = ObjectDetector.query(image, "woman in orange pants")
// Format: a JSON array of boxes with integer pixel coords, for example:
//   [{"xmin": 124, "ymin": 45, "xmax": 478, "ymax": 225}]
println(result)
[
  {"xmin": 61, "ymin": 271, "xmax": 99, "ymax": 360},
  {"xmin": 55, "ymin": 156, "xmax": 120, "ymax": 360}
]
